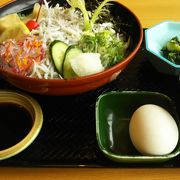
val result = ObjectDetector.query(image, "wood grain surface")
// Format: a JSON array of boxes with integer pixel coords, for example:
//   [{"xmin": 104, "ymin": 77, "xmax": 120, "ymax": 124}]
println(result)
[
  {"xmin": 0, "ymin": 0, "xmax": 15, "ymax": 7},
  {"xmin": 0, "ymin": 0, "xmax": 180, "ymax": 179}
]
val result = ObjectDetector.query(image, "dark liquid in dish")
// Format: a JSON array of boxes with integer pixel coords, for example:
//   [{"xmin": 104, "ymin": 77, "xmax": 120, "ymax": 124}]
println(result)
[{"xmin": 0, "ymin": 103, "xmax": 33, "ymax": 150}]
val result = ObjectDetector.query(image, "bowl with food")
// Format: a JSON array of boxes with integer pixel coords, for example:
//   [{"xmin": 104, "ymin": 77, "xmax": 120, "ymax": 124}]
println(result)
[
  {"xmin": 145, "ymin": 21, "xmax": 180, "ymax": 76},
  {"xmin": 0, "ymin": 0, "xmax": 143, "ymax": 95},
  {"xmin": 96, "ymin": 91, "xmax": 180, "ymax": 163}
]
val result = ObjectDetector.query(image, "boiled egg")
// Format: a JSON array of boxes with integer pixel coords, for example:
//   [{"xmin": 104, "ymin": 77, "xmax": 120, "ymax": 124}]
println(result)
[{"xmin": 129, "ymin": 104, "xmax": 179, "ymax": 155}]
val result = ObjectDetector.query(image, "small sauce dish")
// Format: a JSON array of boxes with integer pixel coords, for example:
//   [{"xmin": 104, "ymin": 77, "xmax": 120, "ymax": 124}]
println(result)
[{"xmin": 0, "ymin": 90, "xmax": 43, "ymax": 160}]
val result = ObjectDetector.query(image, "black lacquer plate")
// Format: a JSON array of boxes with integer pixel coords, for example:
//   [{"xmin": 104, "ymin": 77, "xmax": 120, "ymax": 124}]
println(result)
[{"xmin": 0, "ymin": 37, "xmax": 180, "ymax": 168}]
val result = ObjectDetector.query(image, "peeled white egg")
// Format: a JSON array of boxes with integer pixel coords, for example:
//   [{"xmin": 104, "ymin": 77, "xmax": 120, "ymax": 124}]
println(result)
[{"xmin": 129, "ymin": 104, "xmax": 179, "ymax": 155}]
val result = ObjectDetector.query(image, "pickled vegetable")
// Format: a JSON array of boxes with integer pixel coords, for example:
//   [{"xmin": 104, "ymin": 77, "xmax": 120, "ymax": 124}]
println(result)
[{"xmin": 161, "ymin": 36, "xmax": 180, "ymax": 64}]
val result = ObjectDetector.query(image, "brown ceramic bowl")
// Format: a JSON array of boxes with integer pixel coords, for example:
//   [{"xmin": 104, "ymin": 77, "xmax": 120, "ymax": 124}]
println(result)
[{"xmin": 0, "ymin": 0, "xmax": 143, "ymax": 96}]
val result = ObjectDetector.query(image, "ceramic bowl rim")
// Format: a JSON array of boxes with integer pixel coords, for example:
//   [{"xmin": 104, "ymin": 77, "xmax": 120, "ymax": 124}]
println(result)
[{"xmin": 0, "ymin": 90, "xmax": 43, "ymax": 160}]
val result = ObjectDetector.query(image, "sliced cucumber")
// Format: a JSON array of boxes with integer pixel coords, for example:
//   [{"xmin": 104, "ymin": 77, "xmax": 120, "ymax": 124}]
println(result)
[
  {"xmin": 49, "ymin": 40, "xmax": 68, "ymax": 75},
  {"xmin": 63, "ymin": 45, "xmax": 82, "ymax": 79}
]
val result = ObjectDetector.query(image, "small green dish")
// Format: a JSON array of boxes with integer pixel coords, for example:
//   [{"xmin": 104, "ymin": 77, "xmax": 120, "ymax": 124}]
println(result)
[{"xmin": 96, "ymin": 91, "xmax": 180, "ymax": 163}]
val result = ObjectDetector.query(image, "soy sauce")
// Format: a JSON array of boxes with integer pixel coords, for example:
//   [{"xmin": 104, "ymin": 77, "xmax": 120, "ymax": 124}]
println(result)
[{"xmin": 0, "ymin": 103, "xmax": 33, "ymax": 150}]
